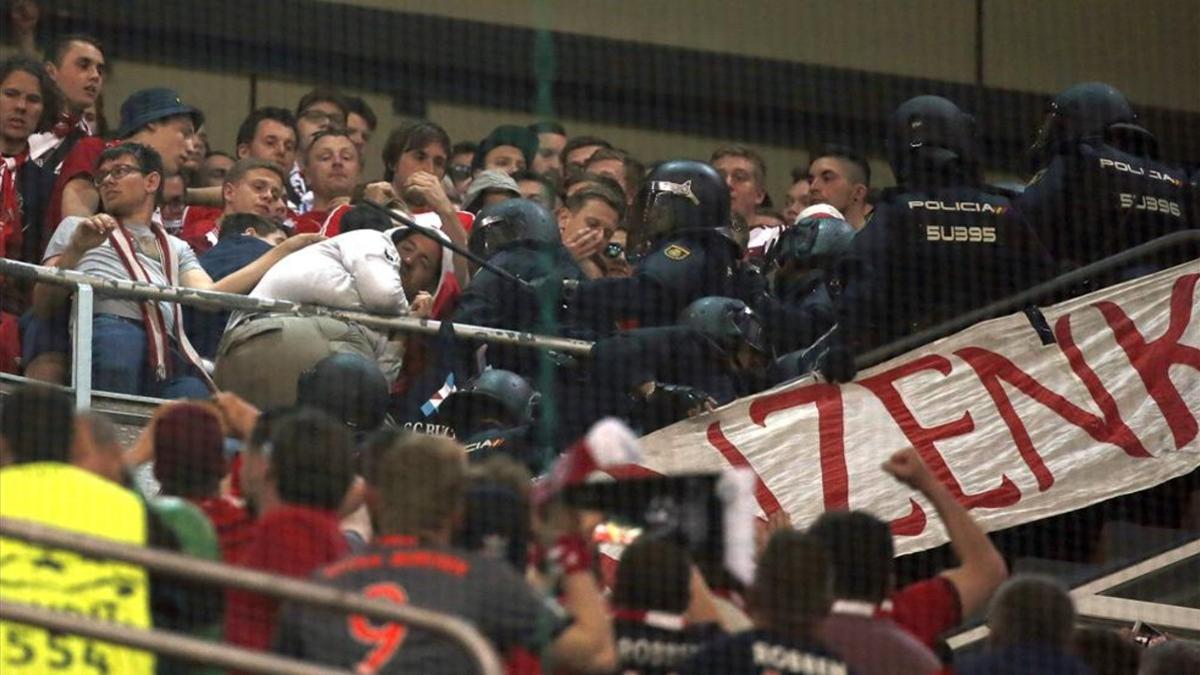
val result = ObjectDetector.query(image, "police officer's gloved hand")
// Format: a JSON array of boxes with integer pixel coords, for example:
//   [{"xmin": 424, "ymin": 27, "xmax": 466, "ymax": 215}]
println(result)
[
  {"xmin": 815, "ymin": 345, "xmax": 857, "ymax": 383},
  {"xmin": 732, "ymin": 262, "xmax": 771, "ymax": 308},
  {"xmin": 637, "ymin": 382, "xmax": 715, "ymax": 430}
]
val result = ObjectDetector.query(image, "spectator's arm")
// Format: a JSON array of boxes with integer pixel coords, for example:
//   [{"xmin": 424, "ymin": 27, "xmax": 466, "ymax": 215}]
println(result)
[
  {"xmin": 181, "ymin": 233, "xmax": 324, "ymax": 294},
  {"xmin": 549, "ymin": 565, "xmax": 619, "ymax": 673},
  {"xmin": 31, "ymin": 252, "xmax": 78, "ymax": 317},
  {"xmin": 32, "ymin": 215, "xmax": 117, "ymax": 317},
  {"xmin": 404, "ymin": 171, "xmax": 470, "ymax": 289},
  {"xmin": 185, "ymin": 186, "xmax": 224, "ymax": 207},
  {"xmin": 60, "ymin": 178, "xmax": 100, "ymax": 219},
  {"xmin": 212, "ymin": 392, "xmax": 260, "ymax": 440},
  {"xmin": 883, "ymin": 448, "xmax": 1008, "ymax": 618},
  {"xmin": 435, "ymin": 206, "xmax": 470, "ymax": 290},
  {"xmin": 684, "ymin": 565, "xmax": 725, "ymax": 629}
]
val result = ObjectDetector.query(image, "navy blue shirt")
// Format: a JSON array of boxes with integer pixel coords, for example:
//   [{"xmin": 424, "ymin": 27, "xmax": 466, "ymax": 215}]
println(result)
[
  {"xmin": 184, "ymin": 234, "xmax": 273, "ymax": 357},
  {"xmin": 679, "ymin": 629, "xmax": 851, "ymax": 675}
]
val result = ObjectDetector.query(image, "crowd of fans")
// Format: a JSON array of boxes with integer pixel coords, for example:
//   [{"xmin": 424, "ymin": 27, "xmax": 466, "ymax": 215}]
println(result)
[
  {"xmin": 5, "ymin": 384, "xmax": 1200, "ymax": 674},
  {"xmin": 1, "ymin": 8, "xmax": 1199, "ymax": 675}
]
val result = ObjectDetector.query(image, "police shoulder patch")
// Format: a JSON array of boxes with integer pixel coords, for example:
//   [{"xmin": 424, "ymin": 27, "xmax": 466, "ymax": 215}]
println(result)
[{"xmin": 664, "ymin": 244, "xmax": 691, "ymax": 261}]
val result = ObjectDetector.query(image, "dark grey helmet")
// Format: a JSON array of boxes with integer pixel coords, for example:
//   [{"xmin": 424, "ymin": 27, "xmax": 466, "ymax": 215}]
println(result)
[
  {"xmin": 637, "ymin": 160, "xmax": 733, "ymax": 244},
  {"xmin": 679, "ymin": 296, "xmax": 767, "ymax": 356},
  {"xmin": 887, "ymin": 95, "xmax": 980, "ymax": 184},
  {"xmin": 1030, "ymin": 82, "xmax": 1156, "ymax": 160},
  {"xmin": 436, "ymin": 368, "xmax": 539, "ymax": 431},
  {"xmin": 774, "ymin": 212, "xmax": 856, "ymax": 272},
  {"xmin": 469, "ymin": 198, "xmax": 560, "ymax": 261}
]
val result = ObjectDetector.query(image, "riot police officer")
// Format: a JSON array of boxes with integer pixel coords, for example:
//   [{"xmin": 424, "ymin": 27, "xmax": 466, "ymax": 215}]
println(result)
[
  {"xmin": 1018, "ymin": 82, "xmax": 1192, "ymax": 273},
  {"xmin": 586, "ymin": 296, "xmax": 771, "ymax": 434},
  {"xmin": 435, "ymin": 368, "xmax": 544, "ymax": 470},
  {"xmin": 834, "ymin": 95, "xmax": 1054, "ymax": 357},
  {"xmin": 561, "ymin": 160, "xmax": 744, "ymax": 333},
  {"xmin": 451, "ymin": 198, "xmax": 585, "ymax": 374},
  {"xmin": 757, "ymin": 204, "xmax": 857, "ymax": 355}
]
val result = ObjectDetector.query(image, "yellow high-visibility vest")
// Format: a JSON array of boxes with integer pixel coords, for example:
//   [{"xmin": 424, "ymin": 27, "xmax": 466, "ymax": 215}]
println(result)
[{"xmin": 0, "ymin": 462, "xmax": 155, "ymax": 674}]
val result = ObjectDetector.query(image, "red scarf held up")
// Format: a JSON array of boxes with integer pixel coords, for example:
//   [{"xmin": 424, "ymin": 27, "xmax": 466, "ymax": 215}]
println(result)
[{"xmin": 106, "ymin": 222, "xmax": 216, "ymax": 391}]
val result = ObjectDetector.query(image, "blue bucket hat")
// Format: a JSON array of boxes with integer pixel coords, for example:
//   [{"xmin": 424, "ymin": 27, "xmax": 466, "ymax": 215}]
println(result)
[{"xmin": 117, "ymin": 87, "xmax": 205, "ymax": 139}]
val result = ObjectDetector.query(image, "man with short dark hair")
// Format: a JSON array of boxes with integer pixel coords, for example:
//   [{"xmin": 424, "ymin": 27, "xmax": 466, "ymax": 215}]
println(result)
[
  {"xmin": 680, "ymin": 530, "xmax": 848, "ymax": 675},
  {"xmin": 198, "ymin": 150, "xmax": 235, "ymax": 187},
  {"xmin": 235, "ymin": 106, "xmax": 299, "ymax": 173},
  {"xmin": 612, "ymin": 538, "xmax": 724, "ymax": 674},
  {"xmin": 344, "ymin": 96, "xmax": 377, "ymax": 153},
  {"xmin": 226, "ymin": 409, "xmax": 356, "ymax": 653},
  {"xmin": 712, "ymin": 145, "xmax": 768, "ymax": 222},
  {"xmin": 474, "ymin": 124, "xmax": 539, "ymax": 176},
  {"xmin": 807, "ymin": 145, "xmax": 871, "ymax": 230},
  {"xmin": 33, "ymin": 143, "xmax": 318, "ymax": 398},
  {"xmin": 809, "ymin": 447, "xmax": 1008, "ymax": 655},
  {"xmin": 957, "ymin": 576, "xmax": 1091, "ymax": 675},
  {"xmin": 808, "ymin": 511, "xmax": 940, "ymax": 674},
  {"xmin": 514, "ymin": 168, "xmax": 561, "ymax": 210},
  {"xmin": 25, "ymin": 34, "xmax": 104, "ymax": 187},
  {"xmin": 562, "ymin": 134, "xmax": 612, "ymax": 177},
  {"xmin": 289, "ymin": 88, "xmax": 350, "ymax": 213},
  {"xmin": 584, "ymin": 147, "xmax": 640, "ymax": 205},
  {"xmin": 529, "ymin": 120, "xmax": 567, "ymax": 182},
  {"xmin": 276, "ymin": 433, "xmax": 619, "ymax": 674}
]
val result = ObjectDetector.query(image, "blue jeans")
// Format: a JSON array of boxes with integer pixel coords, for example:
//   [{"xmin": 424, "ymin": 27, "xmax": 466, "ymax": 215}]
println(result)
[{"xmin": 92, "ymin": 314, "xmax": 210, "ymax": 399}]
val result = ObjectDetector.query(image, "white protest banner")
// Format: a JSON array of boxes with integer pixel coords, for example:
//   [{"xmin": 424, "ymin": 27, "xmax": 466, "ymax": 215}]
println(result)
[{"xmin": 615, "ymin": 261, "xmax": 1200, "ymax": 555}]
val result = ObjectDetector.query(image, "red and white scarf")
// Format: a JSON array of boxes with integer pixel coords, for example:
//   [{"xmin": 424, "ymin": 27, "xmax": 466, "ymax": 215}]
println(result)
[
  {"xmin": 0, "ymin": 148, "xmax": 30, "ymax": 261},
  {"xmin": 107, "ymin": 223, "xmax": 216, "ymax": 391},
  {"xmin": 611, "ymin": 607, "xmax": 688, "ymax": 632}
]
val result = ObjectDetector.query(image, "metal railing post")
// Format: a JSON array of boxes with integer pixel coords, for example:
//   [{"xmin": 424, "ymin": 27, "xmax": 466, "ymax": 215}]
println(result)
[{"xmin": 70, "ymin": 283, "xmax": 93, "ymax": 410}]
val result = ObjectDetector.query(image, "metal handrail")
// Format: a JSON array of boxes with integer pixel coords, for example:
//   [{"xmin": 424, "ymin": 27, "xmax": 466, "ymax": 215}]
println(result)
[
  {"xmin": 0, "ymin": 517, "xmax": 505, "ymax": 675},
  {"xmin": 856, "ymin": 230, "xmax": 1200, "ymax": 370},
  {"xmin": 0, "ymin": 600, "xmax": 350, "ymax": 675},
  {"xmin": 0, "ymin": 257, "xmax": 594, "ymax": 356}
]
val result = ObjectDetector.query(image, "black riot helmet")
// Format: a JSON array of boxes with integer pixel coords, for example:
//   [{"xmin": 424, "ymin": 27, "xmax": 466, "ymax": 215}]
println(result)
[
  {"xmin": 887, "ymin": 95, "xmax": 980, "ymax": 186},
  {"xmin": 637, "ymin": 160, "xmax": 735, "ymax": 245},
  {"xmin": 296, "ymin": 352, "xmax": 390, "ymax": 433},
  {"xmin": 1030, "ymin": 82, "xmax": 1156, "ymax": 162},
  {"xmin": 680, "ymin": 296, "xmax": 768, "ymax": 358},
  {"xmin": 469, "ymin": 198, "xmax": 560, "ymax": 261},
  {"xmin": 773, "ymin": 208, "xmax": 857, "ymax": 273},
  {"xmin": 436, "ymin": 369, "xmax": 540, "ymax": 434}
]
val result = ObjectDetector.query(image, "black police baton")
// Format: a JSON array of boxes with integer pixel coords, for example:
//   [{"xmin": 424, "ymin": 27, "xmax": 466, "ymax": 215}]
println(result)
[{"xmin": 358, "ymin": 201, "xmax": 534, "ymax": 291}]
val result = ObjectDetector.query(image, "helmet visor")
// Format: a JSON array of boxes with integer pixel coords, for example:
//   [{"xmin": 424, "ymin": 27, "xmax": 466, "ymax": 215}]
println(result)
[
  {"xmin": 469, "ymin": 214, "xmax": 521, "ymax": 261},
  {"xmin": 640, "ymin": 179, "xmax": 700, "ymax": 239}
]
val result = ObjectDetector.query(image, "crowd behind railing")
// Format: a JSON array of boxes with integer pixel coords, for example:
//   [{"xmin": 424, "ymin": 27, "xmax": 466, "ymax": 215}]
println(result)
[{"xmin": 2, "ymin": 6, "xmax": 1200, "ymax": 674}]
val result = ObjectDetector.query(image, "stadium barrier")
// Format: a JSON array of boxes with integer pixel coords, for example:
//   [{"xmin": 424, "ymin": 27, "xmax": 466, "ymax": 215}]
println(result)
[{"xmin": 0, "ymin": 516, "xmax": 505, "ymax": 675}]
